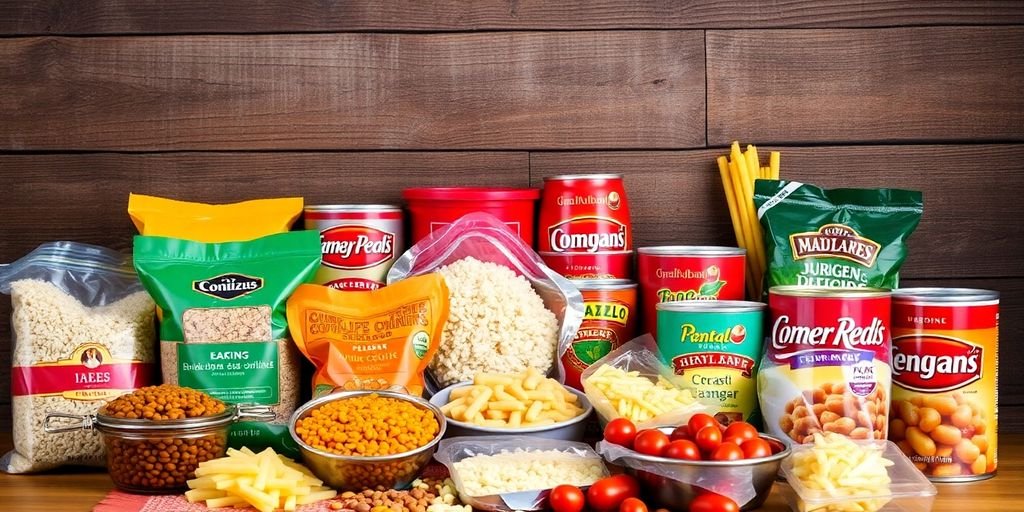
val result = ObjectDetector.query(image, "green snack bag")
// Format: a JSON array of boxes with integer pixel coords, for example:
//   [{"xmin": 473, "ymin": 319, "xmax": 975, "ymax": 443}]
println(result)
[
  {"xmin": 754, "ymin": 180, "xmax": 923, "ymax": 290},
  {"xmin": 133, "ymin": 230, "xmax": 321, "ymax": 456}
]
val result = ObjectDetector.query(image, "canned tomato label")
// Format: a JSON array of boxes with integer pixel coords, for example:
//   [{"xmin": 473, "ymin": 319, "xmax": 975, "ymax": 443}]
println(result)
[
  {"xmin": 656, "ymin": 300, "xmax": 765, "ymax": 427},
  {"xmin": 758, "ymin": 286, "xmax": 892, "ymax": 445},
  {"xmin": 888, "ymin": 288, "xmax": 999, "ymax": 482},
  {"xmin": 636, "ymin": 246, "xmax": 745, "ymax": 337},
  {"xmin": 562, "ymin": 279, "xmax": 637, "ymax": 390},
  {"xmin": 539, "ymin": 175, "xmax": 632, "ymax": 274},
  {"xmin": 304, "ymin": 205, "xmax": 403, "ymax": 291}
]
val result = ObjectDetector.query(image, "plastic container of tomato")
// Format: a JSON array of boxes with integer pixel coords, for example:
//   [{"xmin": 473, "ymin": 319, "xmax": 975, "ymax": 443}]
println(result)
[{"xmin": 402, "ymin": 187, "xmax": 540, "ymax": 247}]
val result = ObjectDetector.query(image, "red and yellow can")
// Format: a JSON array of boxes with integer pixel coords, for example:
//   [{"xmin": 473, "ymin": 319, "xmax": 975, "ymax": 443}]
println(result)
[
  {"xmin": 562, "ymin": 279, "xmax": 637, "ymax": 390},
  {"xmin": 889, "ymin": 287, "xmax": 999, "ymax": 482}
]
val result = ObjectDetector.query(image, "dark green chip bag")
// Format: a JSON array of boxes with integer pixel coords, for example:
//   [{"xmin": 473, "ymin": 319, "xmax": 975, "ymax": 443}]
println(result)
[
  {"xmin": 754, "ymin": 180, "xmax": 923, "ymax": 290},
  {"xmin": 133, "ymin": 230, "xmax": 321, "ymax": 456}
]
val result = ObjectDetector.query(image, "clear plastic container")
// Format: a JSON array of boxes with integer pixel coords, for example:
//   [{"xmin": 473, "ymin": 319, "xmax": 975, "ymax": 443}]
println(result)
[{"xmin": 779, "ymin": 440, "xmax": 937, "ymax": 512}]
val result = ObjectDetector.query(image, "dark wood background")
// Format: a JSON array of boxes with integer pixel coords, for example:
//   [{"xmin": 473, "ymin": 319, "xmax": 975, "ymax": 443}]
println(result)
[{"xmin": 0, "ymin": 2, "xmax": 1022, "ymax": 431}]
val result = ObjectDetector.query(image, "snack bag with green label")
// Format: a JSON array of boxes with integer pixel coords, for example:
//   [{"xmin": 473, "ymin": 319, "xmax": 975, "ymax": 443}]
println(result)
[
  {"xmin": 133, "ymin": 230, "xmax": 320, "ymax": 456},
  {"xmin": 754, "ymin": 180, "xmax": 923, "ymax": 290}
]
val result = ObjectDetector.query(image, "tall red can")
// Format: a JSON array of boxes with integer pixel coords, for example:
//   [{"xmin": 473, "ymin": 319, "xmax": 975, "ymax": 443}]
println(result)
[
  {"xmin": 304, "ymin": 205, "xmax": 403, "ymax": 291},
  {"xmin": 759, "ymin": 286, "xmax": 892, "ymax": 445},
  {"xmin": 538, "ymin": 174, "xmax": 632, "ymax": 278},
  {"xmin": 636, "ymin": 246, "xmax": 745, "ymax": 337}
]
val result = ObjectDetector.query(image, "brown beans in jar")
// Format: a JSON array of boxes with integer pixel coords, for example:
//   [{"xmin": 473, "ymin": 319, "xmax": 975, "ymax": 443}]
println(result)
[
  {"xmin": 102, "ymin": 384, "xmax": 226, "ymax": 420},
  {"xmin": 105, "ymin": 430, "xmax": 228, "ymax": 492}
]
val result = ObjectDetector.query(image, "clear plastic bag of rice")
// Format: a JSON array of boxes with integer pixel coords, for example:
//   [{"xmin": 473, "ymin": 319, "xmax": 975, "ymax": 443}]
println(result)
[
  {"xmin": 0, "ymin": 242, "xmax": 156, "ymax": 473},
  {"xmin": 388, "ymin": 212, "xmax": 584, "ymax": 392}
]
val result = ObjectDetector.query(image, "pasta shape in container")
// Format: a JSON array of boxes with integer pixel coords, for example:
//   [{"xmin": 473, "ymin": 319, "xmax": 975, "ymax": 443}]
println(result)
[
  {"xmin": 581, "ymin": 336, "xmax": 705, "ymax": 429},
  {"xmin": 387, "ymin": 212, "xmax": 584, "ymax": 392},
  {"xmin": 434, "ymin": 435, "xmax": 608, "ymax": 512}
]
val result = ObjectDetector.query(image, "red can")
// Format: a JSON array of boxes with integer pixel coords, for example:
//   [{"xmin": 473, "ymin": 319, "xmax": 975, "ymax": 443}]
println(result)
[
  {"xmin": 540, "ymin": 250, "xmax": 633, "ymax": 280},
  {"xmin": 305, "ymin": 205, "xmax": 404, "ymax": 291},
  {"xmin": 538, "ymin": 174, "xmax": 632, "ymax": 277},
  {"xmin": 759, "ymin": 286, "xmax": 892, "ymax": 445},
  {"xmin": 636, "ymin": 246, "xmax": 745, "ymax": 337},
  {"xmin": 402, "ymin": 187, "xmax": 540, "ymax": 246}
]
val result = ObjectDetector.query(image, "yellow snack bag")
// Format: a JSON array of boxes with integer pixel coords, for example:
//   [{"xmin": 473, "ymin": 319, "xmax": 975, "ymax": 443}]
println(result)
[
  {"xmin": 128, "ymin": 193, "xmax": 303, "ymax": 242},
  {"xmin": 286, "ymin": 274, "xmax": 449, "ymax": 397}
]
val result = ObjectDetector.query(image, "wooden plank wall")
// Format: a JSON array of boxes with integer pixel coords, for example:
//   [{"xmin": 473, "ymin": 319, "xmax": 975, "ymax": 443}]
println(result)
[{"xmin": 0, "ymin": 1, "xmax": 1022, "ymax": 431}]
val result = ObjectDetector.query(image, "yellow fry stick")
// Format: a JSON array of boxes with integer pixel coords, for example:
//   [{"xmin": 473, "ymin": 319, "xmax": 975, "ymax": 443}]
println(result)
[
  {"xmin": 770, "ymin": 151, "xmax": 781, "ymax": 180},
  {"xmin": 718, "ymin": 156, "xmax": 756, "ymax": 300}
]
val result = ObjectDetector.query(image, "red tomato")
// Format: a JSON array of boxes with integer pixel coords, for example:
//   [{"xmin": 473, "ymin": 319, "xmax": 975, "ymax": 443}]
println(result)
[
  {"xmin": 549, "ymin": 485, "xmax": 586, "ymax": 512},
  {"xmin": 710, "ymin": 442, "xmax": 744, "ymax": 461},
  {"xmin": 689, "ymin": 493, "xmax": 740, "ymax": 512},
  {"xmin": 687, "ymin": 413, "xmax": 719, "ymax": 438},
  {"xmin": 604, "ymin": 418, "xmax": 639, "ymax": 448},
  {"xmin": 633, "ymin": 429, "xmax": 671, "ymax": 456},
  {"xmin": 694, "ymin": 425, "xmax": 722, "ymax": 454},
  {"xmin": 741, "ymin": 438, "xmax": 772, "ymax": 459},
  {"xmin": 663, "ymin": 439, "xmax": 701, "ymax": 461},
  {"xmin": 619, "ymin": 497, "xmax": 649, "ymax": 512},
  {"xmin": 723, "ymin": 422, "xmax": 758, "ymax": 445},
  {"xmin": 587, "ymin": 475, "xmax": 641, "ymax": 511},
  {"xmin": 669, "ymin": 425, "xmax": 692, "ymax": 441}
]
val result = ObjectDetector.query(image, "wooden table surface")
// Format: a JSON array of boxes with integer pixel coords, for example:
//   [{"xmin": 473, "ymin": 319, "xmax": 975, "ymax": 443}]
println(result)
[{"xmin": 0, "ymin": 435, "xmax": 1019, "ymax": 512}]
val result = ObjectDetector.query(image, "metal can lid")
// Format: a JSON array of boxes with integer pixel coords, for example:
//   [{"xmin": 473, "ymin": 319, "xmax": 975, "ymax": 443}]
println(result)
[
  {"xmin": 656, "ymin": 300, "xmax": 765, "ymax": 313},
  {"xmin": 893, "ymin": 287, "xmax": 1000, "ymax": 303},
  {"xmin": 305, "ymin": 204, "xmax": 402, "ymax": 213},
  {"xmin": 402, "ymin": 187, "xmax": 539, "ymax": 201},
  {"xmin": 543, "ymin": 174, "xmax": 624, "ymax": 181},
  {"xmin": 637, "ymin": 246, "xmax": 746, "ymax": 256},
  {"xmin": 769, "ymin": 285, "xmax": 891, "ymax": 298},
  {"xmin": 572, "ymin": 278, "xmax": 637, "ymax": 291}
]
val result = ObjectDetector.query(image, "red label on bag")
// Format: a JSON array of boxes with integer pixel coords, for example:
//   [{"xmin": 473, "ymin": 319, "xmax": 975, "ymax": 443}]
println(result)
[{"xmin": 11, "ymin": 343, "xmax": 154, "ymax": 400}]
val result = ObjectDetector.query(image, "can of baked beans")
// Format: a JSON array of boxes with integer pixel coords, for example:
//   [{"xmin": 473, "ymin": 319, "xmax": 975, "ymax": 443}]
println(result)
[
  {"xmin": 656, "ymin": 300, "xmax": 765, "ymax": 427},
  {"xmin": 889, "ymin": 287, "xmax": 999, "ymax": 482},
  {"xmin": 538, "ymin": 174, "xmax": 632, "ymax": 278},
  {"xmin": 563, "ymin": 279, "xmax": 638, "ymax": 390},
  {"xmin": 636, "ymin": 246, "xmax": 745, "ymax": 337},
  {"xmin": 758, "ymin": 286, "xmax": 892, "ymax": 445},
  {"xmin": 304, "ymin": 205, "xmax": 403, "ymax": 291}
]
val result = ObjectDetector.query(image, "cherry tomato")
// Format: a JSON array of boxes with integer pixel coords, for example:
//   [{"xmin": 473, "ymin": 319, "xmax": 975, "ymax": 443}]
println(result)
[
  {"xmin": 669, "ymin": 425, "xmax": 692, "ymax": 441},
  {"xmin": 742, "ymin": 438, "xmax": 772, "ymax": 459},
  {"xmin": 710, "ymin": 442, "xmax": 744, "ymax": 461},
  {"xmin": 663, "ymin": 439, "xmax": 701, "ymax": 461},
  {"xmin": 587, "ymin": 474, "xmax": 641, "ymax": 511},
  {"xmin": 687, "ymin": 413, "xmax": 719, "ymax": 438},
  {"xmin": 723, "ymin": 422, "xmax": 758, "ymax": 445},
  {"xmin": 619, "ymin": 497, "xmax": 649, "ymax": 512},
  {"xmin": 549, "ymin": 485, "xmax": 586, "ymax": 512},
  {"xmin": 689, "ymin": 493, "xmax": 740, "ymax": 512},
  {"xmin": 694, "ymin": 425, "xmax": 722, "ymax": 454},
  {"xmin": 633, "ymin": 429, "xmax": 671, "ymax": 456},
  {"xmin": 604, "ymin": 418, "xmax": 639, "ymax": 448}
]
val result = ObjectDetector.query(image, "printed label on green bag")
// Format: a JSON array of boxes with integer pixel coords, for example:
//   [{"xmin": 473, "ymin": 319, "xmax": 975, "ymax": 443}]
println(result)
[{"xmin": 177, "ymin": 341, "xmax": 279, "ymax": 405}]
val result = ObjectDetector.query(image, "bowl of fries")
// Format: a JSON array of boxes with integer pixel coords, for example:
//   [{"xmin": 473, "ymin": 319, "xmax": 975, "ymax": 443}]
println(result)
[{"xmin": 429, "ymin": 370, "xmax": 593, "ymax": 441}]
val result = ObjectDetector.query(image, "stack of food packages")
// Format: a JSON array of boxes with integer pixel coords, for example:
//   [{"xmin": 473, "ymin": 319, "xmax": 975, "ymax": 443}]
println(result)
[{"xmin": 0, "ymin": 145, "xmax": 998, "ymax": 512}]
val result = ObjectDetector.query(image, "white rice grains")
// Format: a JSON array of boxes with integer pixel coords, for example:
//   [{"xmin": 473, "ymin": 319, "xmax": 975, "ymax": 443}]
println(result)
[
  {"xmin": 431, "ymin": 257, "xmax": 559, "ymax": 387},
  {"xmin": 4, "ymin": 280, "xmax": 155, "ymax": 473}
]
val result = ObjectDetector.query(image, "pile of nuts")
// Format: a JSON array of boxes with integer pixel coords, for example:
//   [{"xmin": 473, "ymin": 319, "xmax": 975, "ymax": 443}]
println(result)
[
  {"xmin": 328, "ymin": 486, "xmax": 436, "ymax": 512},
  {"xmin": 101, "ymin": 384, "xmax": 226, "ymax": 420}
]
